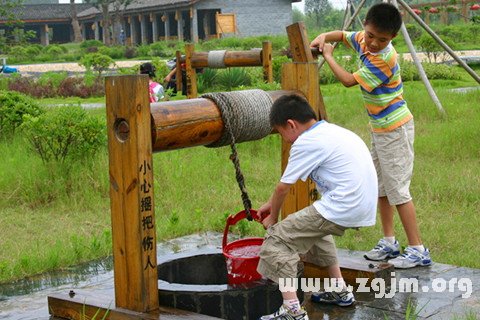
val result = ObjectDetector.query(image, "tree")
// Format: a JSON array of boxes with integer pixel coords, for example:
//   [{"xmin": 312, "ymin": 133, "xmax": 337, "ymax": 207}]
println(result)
[
  {"xmin": 305, "ymin": 0, "xmax": 333, "ymax": 28},
  {"xmin": 85, "ymin": 0, "xmax": 114, "ymax": 45},
  {"xmin": 85, "ymin": 0, "xmax": 135, "ymax": 45},
  {"xmin": 111, "ymin": 0, "xmax": 133, "ymax": 45},
  {"xmin": 0, "ymin": 0, "xmax": 22, "ymax": 22},
  {"xmin": 70, "ymin": 0, "xmax": 82, "ymax": 42}
]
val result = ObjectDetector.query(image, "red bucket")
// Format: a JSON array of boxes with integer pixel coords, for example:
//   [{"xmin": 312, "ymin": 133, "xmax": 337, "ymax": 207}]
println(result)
[{"xmin": 222, "ymin": 210, "xmax": 264, "ymax": 285}]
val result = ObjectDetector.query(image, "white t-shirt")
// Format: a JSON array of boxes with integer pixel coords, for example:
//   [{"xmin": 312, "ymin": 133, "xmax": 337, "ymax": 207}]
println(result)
[{"xmin": 280, "ymin": 121, "xmax": 377, "ymax": 227}]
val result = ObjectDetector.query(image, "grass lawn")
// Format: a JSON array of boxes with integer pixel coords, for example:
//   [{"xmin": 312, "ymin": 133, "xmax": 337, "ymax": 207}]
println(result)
[{"xmin": 0, "ymin": 70, "xmax": 479, "ymax": 284}]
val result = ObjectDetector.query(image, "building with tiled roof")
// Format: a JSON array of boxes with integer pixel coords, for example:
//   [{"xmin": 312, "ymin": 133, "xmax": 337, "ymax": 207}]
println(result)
[{"xmin": 0, "ymin": 0, "xmax": 300, "ymax": 46}]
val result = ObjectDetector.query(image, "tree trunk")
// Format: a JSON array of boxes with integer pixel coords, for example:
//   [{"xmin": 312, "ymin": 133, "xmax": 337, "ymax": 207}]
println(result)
[
  {"xmin": 102, "ymin": 3, "xmax": 111, "ymax": 46},
  {"xmin": 70, "ymin": 0, "xmax": 82, "ymax": 42}
]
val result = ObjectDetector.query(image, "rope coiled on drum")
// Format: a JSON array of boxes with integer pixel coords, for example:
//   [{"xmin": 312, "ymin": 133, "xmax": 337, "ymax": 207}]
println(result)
[
  {"xmin": 201, "ymin": 89, "xmax": 273, "ymax": 220},
  {"xmin": 202, "ymin": 89, "xmax": 273, "ymax": 148},
  {"xmin": 207, "ymin": 50, "xmax": 227, "ymax": 68}
]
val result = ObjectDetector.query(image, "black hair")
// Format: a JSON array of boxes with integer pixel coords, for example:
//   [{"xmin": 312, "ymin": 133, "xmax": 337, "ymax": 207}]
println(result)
[
  {"xmin": 269, "ymin": 94, "xmax": 317, "ymax": 127},
  {"xmin": 140, "ymin": 62, "xmax": 156, "ymax": 78},
  {"xmin": 365, "ymin": 3, "xmax": 402, "ymax": 35}
]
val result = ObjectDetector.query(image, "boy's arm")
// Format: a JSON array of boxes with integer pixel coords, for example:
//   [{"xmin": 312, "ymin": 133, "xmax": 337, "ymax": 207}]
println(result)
[
  {"xmin": 322, "ymin": 44, "xmax": 358, "ymax": 87},
  {"xmin": 164, "ymin": 67, "xmax": 176, "ymax": 82},
  {"xmin": 310, "ymin": 31, "xmax": 344, "ymax": 52},
  {"xmin": 258, "ymin": 182, "xmax": 291, "ymax": 229}
]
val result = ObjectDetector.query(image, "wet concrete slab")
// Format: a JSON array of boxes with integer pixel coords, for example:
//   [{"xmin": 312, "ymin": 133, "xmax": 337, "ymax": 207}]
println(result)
[
  {"xmin": 302, "ymin": 249, "xmax": 480, "ymax": 320},
  {"xmin": 1, "ymin": 232, "xmax": 479, "ymax": 320}
]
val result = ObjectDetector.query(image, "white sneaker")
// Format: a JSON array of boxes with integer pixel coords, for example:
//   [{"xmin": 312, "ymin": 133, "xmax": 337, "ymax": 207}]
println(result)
[
  {"xmin": 364, "ymin": 238, "xmax": 400, "ymax": 261},
  {"xmin": 258, "ymin": 304, "xmax": 309, "ymax": 320},
  {"xmin": 389, "ymin": 247, "xmax": 432, "ymax": 269}
]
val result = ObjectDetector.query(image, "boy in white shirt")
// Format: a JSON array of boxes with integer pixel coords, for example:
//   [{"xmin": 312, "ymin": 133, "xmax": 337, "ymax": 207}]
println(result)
[{"xmin": 257, "ymin": 94, "xmax": 378, "ymax": 320}]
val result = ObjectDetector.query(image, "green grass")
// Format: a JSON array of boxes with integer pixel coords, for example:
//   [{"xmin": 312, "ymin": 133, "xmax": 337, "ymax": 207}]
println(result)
[{"xmin": 0, "ymin": 76, "xmax": 479, "ymax": 283}]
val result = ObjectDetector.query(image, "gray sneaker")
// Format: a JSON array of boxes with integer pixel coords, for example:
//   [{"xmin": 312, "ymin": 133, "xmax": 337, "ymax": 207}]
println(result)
[
  {"xmin": 389, "ymin": 247, "xmax": 432, "ymax": 269},
  {"xmin": 364, "ymin": 238, "xmax": 400, "ymax": 261}
]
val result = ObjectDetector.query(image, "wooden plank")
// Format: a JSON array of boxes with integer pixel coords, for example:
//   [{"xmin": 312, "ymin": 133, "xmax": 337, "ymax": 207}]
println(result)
[
  {"xmin": 185, "ymin": 43, "xmax": 197, "ymax": 98},
  {"xmin": 262, "ymin": 41, "xmax": 273, "ymax": 83},
  {"xmin": 48, "ymin": 292, "xmax": 220, "ymax": 320},
  {"xmin": 286, "ymin": 22, "xmax": 314, "ymax": 63},
  {"xmin": 105, "ymin": 75, "xmax": 158, "ymax": 312}
]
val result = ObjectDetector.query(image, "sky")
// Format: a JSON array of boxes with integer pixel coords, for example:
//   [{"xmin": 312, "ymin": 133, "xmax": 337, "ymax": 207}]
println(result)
[{"xmin": 292, "ymin": 0, "xmax": 348, "ymax": 11}]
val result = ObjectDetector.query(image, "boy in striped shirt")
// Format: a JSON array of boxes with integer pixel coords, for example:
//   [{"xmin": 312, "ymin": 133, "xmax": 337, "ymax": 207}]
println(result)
[{"xmin": 310, "ymin": 3, "xmax": 432, "ymax": 270}]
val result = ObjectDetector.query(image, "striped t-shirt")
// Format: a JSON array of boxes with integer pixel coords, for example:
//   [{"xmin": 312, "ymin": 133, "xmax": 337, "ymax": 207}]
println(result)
[{"xmin": 343, "ymin": 30, "xmax": 412, "ymax": 132}]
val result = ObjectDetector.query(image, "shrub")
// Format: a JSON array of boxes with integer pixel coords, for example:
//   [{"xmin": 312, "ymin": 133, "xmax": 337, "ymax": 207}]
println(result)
[
  {"xmin": 124, "ymin": 46, "xmax": 137, "ymax": 58},
  {"xmin": 272, "ymin": 55, "xmax": 291, "ymax": 82},
  {"xmin": 25, "ymin": 45, "xmax": 42, "ymax": 57},
  {"xmin": 198, "ymin": 68, "xmax": 218, "ymax": 91},
  {"xmin": 79, "ymin": 53, "xmax": 115, "ymax": 77},
  {"xmin": 417, "ymin": 34, "xmax": 455, "ymax": 63},
  {"xmin": 135, "ymin": 44, "xmax": 150, "ymax": 57},
  {"xmin": 405, "ymin": 24, "xmax": 422, "ymax": 42},
  {"xmin": 216, "ymin": 68, "xmax": 251, "ymax": 91},
  {"xmin": 400, "ymin": 60, "xmax": 419, "ymax": 82},
  {"xmin": 98, "ymin": 46, "xmax": 125, "ymax": 59},
  {"xmin": 21, "ymin": 106, "xmax": 106, "ymax": 163},
  {"xmin": 149, "ymin": 41, "xmax": 169, "ymax": 57},
  {"xmin": 57, "ymin": 77, "xmax": 104, "ymax": 98},
  {"xmin": 38, "ymin": 71, "xmax": 69, "ymax": 89},
  {"xmin": 80, "ymin": 39, "xmax": 104, "ymax": 50},
  {"xmin": 45, "ymin": 44, "xmax": 67, "ymax": 55},
  {"xmin": 8, "ymin": 77, "xmax": 57, "ymax": 98},
  {"xmin": 423, "ymin": 63, "xmax": 462, "ymax": 80},
  {"xmin": 0, "ymin": 90, "xmax": 44, "ymax": 138}
]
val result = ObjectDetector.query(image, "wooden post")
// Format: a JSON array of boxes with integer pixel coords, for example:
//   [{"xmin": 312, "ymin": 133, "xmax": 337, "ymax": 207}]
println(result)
[
  {"xmin": 262, "ymin": 41, "xmax": 273, "ymax": 83},
  {"xmin": 280, "ymin": 63, "xmax": 321, "ymax": 219},
  {"xmin": 280, "ymin": 22, "xmax": 327, "ymax": 219},
  {"xmin": 106, "ymin": 75, "xmax": 159, "ymax": 312},
  {"xmin": 175, "ymin": 50, "xmax": 183, "ymax": 94},
  {"xmin": 185, "ymin": 43, "xmax": 198, "ymax": 98}
]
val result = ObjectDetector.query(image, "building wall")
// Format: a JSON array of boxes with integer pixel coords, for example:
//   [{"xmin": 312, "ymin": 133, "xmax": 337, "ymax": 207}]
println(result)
[{"xmin": 195, "ymin": 0, "xmax": 293, "ymax": 37}]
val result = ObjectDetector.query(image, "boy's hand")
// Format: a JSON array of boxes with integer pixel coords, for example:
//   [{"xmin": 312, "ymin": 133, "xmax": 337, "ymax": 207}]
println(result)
[
  {"xmin": 257, "ymin": 201, "xmax": 278, "ymax": 229},
  {"xmin": 260, "ymin": 214, "xmax": 278, "ymax": 230},
  {"xmin": 322, "ymin": 43, "xmax": 335, "ymax": 57},
  {"xmin": 310, "ymin": 34, "xmax": 326, "ymax": 53},
  {"xmin": 257, "ymin": 201, "xmax": 271, "ymax": 221}
]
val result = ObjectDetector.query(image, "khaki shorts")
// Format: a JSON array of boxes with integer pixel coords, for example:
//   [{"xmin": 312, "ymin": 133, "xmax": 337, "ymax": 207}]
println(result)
[
  {"xmin": 371, "ymin": 119, "xmax": 414, "ymax": 206},
  {"xmin": 257, "ymin": 206, "xmax": 346, "ymax": 283}
]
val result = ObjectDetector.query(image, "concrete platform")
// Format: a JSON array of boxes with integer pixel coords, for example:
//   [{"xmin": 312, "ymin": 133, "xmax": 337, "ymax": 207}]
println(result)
[{"xmin": 302, "ymin": 249, "xmax": 480, "ymax": 320}]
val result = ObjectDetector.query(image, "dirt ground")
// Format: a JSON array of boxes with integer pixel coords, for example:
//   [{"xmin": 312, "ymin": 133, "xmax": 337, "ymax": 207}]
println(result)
[
  {"xmin": 9, "ymin": 49, "xmax": 480, "ymax": 76},
  {"xmin": 10, "ymin": 60, "xmax": 148, "ymax": 76}
]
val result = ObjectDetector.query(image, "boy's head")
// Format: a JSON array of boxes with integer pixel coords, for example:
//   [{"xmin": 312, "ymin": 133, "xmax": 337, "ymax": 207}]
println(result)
[
  {"xmin": 363, "ymin": 3, "xmax": 402, "ymax": 53},
  {"xmin": 270, "ymin": 94, "xmax": 317, "ymax": 143}
]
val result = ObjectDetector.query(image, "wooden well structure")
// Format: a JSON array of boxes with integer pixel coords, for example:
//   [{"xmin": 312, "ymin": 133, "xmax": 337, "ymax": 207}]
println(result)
[
  {"xmin": 47, "ymin": 22, "xmax": 391, "ymax": 320},
  {"xmin": 176, "ymin": 40, "xmax": 273, "ymax": 99}
]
